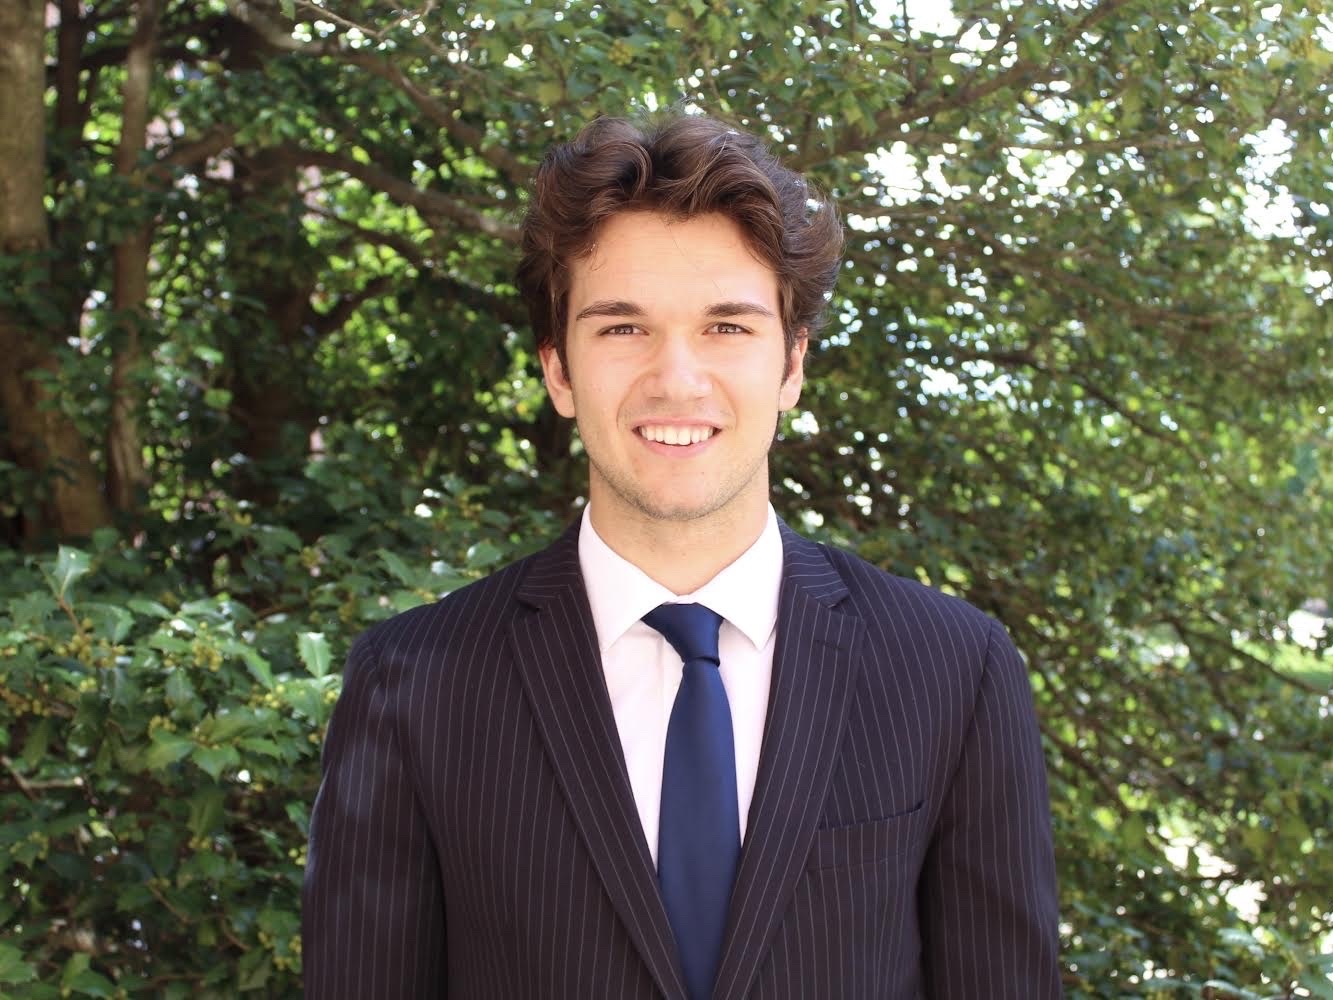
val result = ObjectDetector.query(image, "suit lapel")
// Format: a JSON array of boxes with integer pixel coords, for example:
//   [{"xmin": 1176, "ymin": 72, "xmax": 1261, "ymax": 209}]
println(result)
[
  {"xmin": 713, "ymin": 524, "xmax": 865, "ymax": 1000},
  {"xmin": 510, "ymin": 526, "xmax": 686, "ymax": 1000}
]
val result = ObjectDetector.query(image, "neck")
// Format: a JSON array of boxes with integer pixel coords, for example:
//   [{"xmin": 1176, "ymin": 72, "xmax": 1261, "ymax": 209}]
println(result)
[{"xmin": 587, "ymin": 495, "xmax": 770, "ymax": 595}]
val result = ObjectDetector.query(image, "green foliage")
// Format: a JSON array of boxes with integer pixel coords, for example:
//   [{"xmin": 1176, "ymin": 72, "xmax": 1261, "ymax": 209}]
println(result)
[
  {"xmin": 1, "ymin": 0, "xmax": 1330, "ymax": 995},
  {"xmin": 0, "ymin": 472, "xmax": 550, "ymax": 995}
]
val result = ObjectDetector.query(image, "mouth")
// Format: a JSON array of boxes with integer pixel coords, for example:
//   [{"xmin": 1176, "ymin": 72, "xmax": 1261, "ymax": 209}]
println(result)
[{"xmin": 634, "ymin": 423, "xmax": 719, "ymax": 446}]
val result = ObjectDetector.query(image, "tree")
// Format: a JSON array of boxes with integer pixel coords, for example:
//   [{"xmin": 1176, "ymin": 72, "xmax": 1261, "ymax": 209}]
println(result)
[
  {"xmin": 1, "ymin": 0, "xmax": 1330, "ymax": 994},
  {"xmin": 0, "ymin": 0, "xmax": 112, "ymax": 538}
]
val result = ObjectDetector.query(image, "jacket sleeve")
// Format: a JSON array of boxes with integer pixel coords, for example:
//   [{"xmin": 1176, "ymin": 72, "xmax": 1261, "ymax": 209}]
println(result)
[
  {"xmin": 919, "ymin": 620, "xmax": 1063, "ymax": 998},
  {"xmin": 302, "ymin": 632, "xmax": 447, "ymax": 997}
]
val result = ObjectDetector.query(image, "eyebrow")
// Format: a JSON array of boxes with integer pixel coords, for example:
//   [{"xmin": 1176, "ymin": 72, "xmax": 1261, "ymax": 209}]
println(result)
[
  {"xmin": 573, "ymin": 299, "xmax": 644, "ymax": 321},
  {"xmin": 571, "ymin": 299, "xmax": 778, "ymax": 322},
  {"xmin": 705, "ymin": 300, "xmax": 778, "ymax": 320}
]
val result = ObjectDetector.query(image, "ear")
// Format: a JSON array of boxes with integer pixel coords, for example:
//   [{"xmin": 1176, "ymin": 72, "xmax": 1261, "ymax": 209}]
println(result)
[
  {"xmin": 778, "ymin": 330, "xmax": 808, "ymax": 411},
  {"xmin": 540, "ymin": 344, "xmax": 577, "ymax": 418}
]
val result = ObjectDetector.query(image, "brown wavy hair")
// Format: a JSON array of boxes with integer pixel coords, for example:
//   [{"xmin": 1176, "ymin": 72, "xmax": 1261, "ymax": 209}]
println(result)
[{"xmin": 516, "ymin": 111, "xmax": 843, "ymax": 374}]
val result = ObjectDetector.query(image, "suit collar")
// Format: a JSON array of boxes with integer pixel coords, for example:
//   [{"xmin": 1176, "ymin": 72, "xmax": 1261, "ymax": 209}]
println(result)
[
  {"xmin": 715, "ymin": 523, "xmax": 865, "ymax": 1000},
  {"xmin": 513, "ymin": 523, "xmax": 687, "ymax": 998},
  {"xmin": 774, "ymin": 518, "xmax": 851, "ymax": 605},
  {"xmin": 513, "ymin": 519, "xmax": 864, "ymax": 1000}
]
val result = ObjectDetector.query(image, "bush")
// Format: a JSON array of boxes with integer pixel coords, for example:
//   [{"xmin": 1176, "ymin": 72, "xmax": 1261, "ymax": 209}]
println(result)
[{"xmin": 0, "ymin": 471, "xmax": 554, "ymax": 997}]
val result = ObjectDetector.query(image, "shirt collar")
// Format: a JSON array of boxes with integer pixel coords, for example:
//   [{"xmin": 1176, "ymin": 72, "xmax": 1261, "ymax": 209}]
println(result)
[{"xmin": 577, "ymin": 505, "xmax": 784, "ymax": 653}]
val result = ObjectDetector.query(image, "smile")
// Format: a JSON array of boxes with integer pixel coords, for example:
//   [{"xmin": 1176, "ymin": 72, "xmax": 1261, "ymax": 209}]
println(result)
[{"xmin": 636, "ymin": 425, "xmax": 716, "ymax": 445}]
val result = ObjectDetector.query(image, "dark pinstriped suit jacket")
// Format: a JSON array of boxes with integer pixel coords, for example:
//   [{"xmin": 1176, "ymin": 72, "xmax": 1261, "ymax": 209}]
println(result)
[{"xmin": 303, "ymin": 520, "xmax": 1061, "ymax": 998}]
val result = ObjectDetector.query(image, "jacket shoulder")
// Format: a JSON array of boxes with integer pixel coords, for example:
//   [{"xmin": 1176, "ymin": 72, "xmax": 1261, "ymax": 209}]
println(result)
[{"xmin": 813, "ymin": 540, "xmax": 1005, "ymax": 651}]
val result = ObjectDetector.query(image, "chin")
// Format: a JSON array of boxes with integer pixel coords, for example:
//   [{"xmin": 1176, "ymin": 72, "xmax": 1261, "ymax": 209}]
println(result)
[
  {"xmin": 631, "ymin": 497, "xmax": 722, "ymax": 523},
  {"xmin": 591, "ymin": 460, "xmax": 762, "ymax": 527},
  {"xmin": 615, "ymin": 483, "xmax": 738, "ymax": 524}
]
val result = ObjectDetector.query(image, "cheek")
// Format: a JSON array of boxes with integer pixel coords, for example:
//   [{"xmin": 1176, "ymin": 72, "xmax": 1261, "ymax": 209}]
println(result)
[
  {"xmin": 569, "ymin": 378, "xmax": 624, "ymax": 435},
  {"xmin": 572, "ymin": 362, "xmax": 634, "ymax": 410}
]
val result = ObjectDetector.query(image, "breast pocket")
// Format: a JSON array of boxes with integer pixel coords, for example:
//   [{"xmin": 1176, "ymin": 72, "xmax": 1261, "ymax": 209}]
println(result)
[{"xmin": 807, "ymin": 800, "xmax": 927, "ymax": 870}]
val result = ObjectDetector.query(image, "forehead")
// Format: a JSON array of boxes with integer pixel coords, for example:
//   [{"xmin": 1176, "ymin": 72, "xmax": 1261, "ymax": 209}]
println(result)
[{"xmin": 568, "ymin": 211, "xmax": 780, "ymax": 312}]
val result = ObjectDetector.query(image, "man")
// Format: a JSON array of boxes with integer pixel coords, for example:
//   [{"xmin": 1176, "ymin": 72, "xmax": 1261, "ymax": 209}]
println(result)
[{"xmin": 303, "ymin": 112, "xmax": 1061, "ymax": 998}]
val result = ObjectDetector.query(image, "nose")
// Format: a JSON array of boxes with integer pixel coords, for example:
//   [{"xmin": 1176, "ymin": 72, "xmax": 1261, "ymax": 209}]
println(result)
[{"xmin": 645, "ymin": 333, "xmax": 711, "ymax": 400}]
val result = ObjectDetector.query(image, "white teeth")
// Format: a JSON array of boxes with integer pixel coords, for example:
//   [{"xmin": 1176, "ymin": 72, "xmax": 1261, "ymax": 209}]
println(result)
[{"xmin": 639, "ymin": 425, "xmax": 715, "ymax": 445}]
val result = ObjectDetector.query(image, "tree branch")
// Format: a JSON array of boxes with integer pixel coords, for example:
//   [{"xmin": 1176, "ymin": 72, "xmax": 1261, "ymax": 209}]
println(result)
[
  {"xmin": 1166, "ymin": 616, "xmax": 1326, "ymax": 695},
  {"xmin": 311, "ymin": 274, "xmax": 393, "ymax": 337},
  {"xmin": 223, "ymin": 0, "xmax": 529, "ymax": 186},
  {"xmin": 3, "ymin": 755, "xmax": 84, "ymax": 799},
  {"xmin": 337, "ymin": 51, "xmax": 531, "ymax": 186},
  {"xmin": 798, "ymin": 0, "xmax": 1141, "ymax": 169},
  {"xmin": 266, "ymin": 147, "xmax": 521, "ymax": 243},
  {"xmin": 156, "ymin": 124, "xmax": 237, "ymax": 170}
]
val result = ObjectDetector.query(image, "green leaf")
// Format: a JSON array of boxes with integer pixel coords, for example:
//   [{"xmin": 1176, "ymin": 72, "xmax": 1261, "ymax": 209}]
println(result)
[
  {"xmin": 203, "ymin": 387, "xmax": 232, "ymax": 409},
  {"xmin": 128, "ymin": 598, "xmax": 173, "ymax": 618},
  {"xmin": 8, "ymin": 591, "xmax": 56, "ymax": 627},
  {"xmin": 0, "ymin": 941, "xmax": 37, "ymax": 985},
  {"xmin": 46, "ymin": 850, "xmax": 90, "ymax": 883},
  {"xmin": 65, "ymin": 969, "xmax": 117, "ymax": 998},
  {"xmin": 145, "ymin": 824, "xmax": 181, "ymax": 877},
  {"xmin": 60, "ymin": 953, "xmax": 116, "ymax": 997},
  {"xmin": 285, "ymin": 801, "xmax": 310, "ymax": 835},
  {"xmin": 192, "ymin": 744, "xmax": 240, "ymax": 780},
  {"xmin": 49, "ymin": 545, "xmax": 92, "ymax": 600},
  {"xmin": 20, "ymin": 717, "xmax": 53, "ymax": 769},
  {"xmin": 193, "ymin": 850, "xmax": 231, "ymax": 884},
  {"xmin": 240, "ymin": 647, "xmax": 276, "ymax": 689},
  {"xmin": 465, "ymin": 541, "xmax": 502, "ymax": 569},
  {"xmin": 1303, "ymin": 969, "xmax": 1333, "ymax": 1000},
  {"xmin": 280, "ymin": 679, "xmax": 326, "ymax": 720},
  {"xmin": 388, "ymin": 589, "xmax": 427, "ymax": 612},
  {"xmin": 1197, "ymin": 981, "xmax": 1261, "ymax": 1000},
  {"xmin": 298, "ymin": 632, "xmax": 331, "ymax": 678},
  {"xmin": 199, "ymin": 709, "xmax": 260, "ymax": 743},
  {"xmin": 239, "ymin": 737, "xmax": 284, "ymax": 759},
  {"xmin": 144, "ymin": 732, "xmax": 193, "ymax": 771},
  {"xmin": 1119, "ymin": 811, "xmax": 1149, "ymax": 850},
  {"xmin": 237, "ymin": 948, "xmax": 273, "ymax": 991},
  {"xmin": 83, "ymin": 601, "xmax": 134, "ymax": 642},
  {"xmin": 378, "ymin": 549, "xmax": 419, "ymax": 585},
  {"xmin": 254, "ymin": 524, "xmax": 302, "ymax": 554},
  {"xmin": 165, "ymin": 671, "xmax": 199, "ymax": 710}
]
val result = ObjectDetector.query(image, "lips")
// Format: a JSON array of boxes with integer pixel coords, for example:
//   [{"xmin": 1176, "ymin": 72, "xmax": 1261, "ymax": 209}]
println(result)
[{"xmin": 635, "ymin": 424, "xmax": 717, "ymax": 445}]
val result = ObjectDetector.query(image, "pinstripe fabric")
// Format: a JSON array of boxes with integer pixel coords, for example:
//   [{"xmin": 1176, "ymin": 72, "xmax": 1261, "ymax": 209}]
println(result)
[{"xmin": 303, "ymin": 521, "xmax": 1061, "ymax": 999}]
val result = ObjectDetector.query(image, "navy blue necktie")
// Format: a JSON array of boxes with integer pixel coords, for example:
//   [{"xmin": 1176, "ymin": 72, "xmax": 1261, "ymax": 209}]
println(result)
[{"xmin": 643, "ymin": 603, "xmax": 739, "ymax": 1000}]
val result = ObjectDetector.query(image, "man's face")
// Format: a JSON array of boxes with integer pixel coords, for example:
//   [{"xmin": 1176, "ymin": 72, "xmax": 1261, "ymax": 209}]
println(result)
[{"xmin": 540, "ymin": 210, "xmax": 806, "ymax": 535}]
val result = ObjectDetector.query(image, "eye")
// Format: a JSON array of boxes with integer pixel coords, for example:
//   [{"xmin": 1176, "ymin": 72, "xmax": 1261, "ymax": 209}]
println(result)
[
  {"xmin": 709, "ymin": 322, "xmax": 749, "ymax": 335},
  {"xmin": 600, "ymin": 324, "xmax": 643, "ymax": 336}
]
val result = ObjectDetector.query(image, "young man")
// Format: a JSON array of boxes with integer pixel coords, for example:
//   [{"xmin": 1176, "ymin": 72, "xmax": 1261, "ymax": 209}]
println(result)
[{"xmin": 303, "ymin": 113, "xmax": 1062, "ymax": 998}]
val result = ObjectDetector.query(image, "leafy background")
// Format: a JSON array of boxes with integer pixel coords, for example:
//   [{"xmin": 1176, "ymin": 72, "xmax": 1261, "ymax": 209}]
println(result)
[{"xmin": 0, "ymin": 0, "xmax": 1330, "ymax": 996}]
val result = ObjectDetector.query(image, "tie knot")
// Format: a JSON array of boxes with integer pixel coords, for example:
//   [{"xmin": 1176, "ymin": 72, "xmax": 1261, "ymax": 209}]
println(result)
[{"xmin": 643, "ymin": 603, "xmax": 722, "ymax": 665}]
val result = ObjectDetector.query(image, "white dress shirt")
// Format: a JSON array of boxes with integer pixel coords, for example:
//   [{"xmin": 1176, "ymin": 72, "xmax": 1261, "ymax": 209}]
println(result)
[{"xmin": 578, "ymin": 504, "xmax": 783, "ymax": 868}]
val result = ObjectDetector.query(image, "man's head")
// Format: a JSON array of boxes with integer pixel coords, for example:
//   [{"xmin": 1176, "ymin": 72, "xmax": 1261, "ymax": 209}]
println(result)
[
  {"xmin": 516, "ymin": 112, "xmax": 843, "ymax": 378},
  {"xmin": 518, "ymin": 112, "xmax": 843, "ymax": 540}
]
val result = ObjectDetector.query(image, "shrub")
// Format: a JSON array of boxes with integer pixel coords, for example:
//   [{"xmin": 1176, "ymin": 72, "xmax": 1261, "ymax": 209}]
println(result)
[{"xmin": 0, "ymin": 482, "xmax": 554, "ymax": 996}]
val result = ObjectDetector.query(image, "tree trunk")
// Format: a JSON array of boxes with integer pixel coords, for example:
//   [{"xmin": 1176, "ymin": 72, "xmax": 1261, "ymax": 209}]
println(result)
[
  {"xmin": 106, "ymin": 0, "xmax": 163, "ymax": 515},
  {"xmin": 0, "ymin": 0, "xmax": 110, "ymax": 541},
  {"xmin": 225, "ymin": 150, "xmax": 320, "ymax": 507}
]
